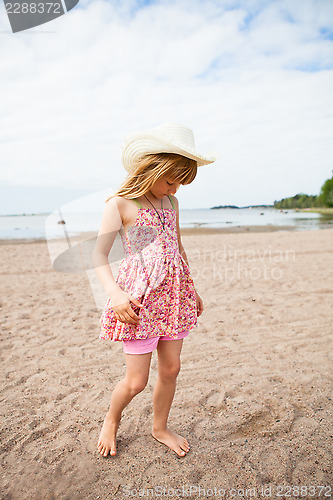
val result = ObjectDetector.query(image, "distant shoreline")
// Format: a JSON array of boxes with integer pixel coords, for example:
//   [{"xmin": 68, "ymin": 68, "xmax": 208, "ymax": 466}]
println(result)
[
  {"xmin": 211, "ymin": 204, "xmax": 274, "ymax": 209},
  {"xmin": 1, "ymin": 207, "xmax": 332, "ymax": 242},
  {"xmin": 298, "ymin": 207, "xmax": 333, "ymax": 214},
  {"xmin": 1, "ymin": 206, "xmax": 332, "ymax": 217},
  {"xmin": 0, "ymin": 212, "xmax": 51, "ymax": 217},
  {"xmin": 211, "ymin": 205, "xmax": 333, "ymax": 213},
  {"xmin": 1, "ymin": 207, "xmax": 274, "ymax": 216}
]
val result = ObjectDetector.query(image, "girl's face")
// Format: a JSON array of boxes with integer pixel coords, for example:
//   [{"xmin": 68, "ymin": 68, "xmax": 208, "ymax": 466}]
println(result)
[{"xmin": 149, "ymin": 175, "xmax": 180, "ymax": 199}]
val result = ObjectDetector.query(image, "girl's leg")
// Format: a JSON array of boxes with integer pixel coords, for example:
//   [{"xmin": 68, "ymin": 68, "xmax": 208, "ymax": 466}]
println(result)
[
  {"xmin": 152, "ymin": 339, "xmax": 190, "ymax": 457},
  {"xmin": 97, "ymin": 351, "xmax": 152, "ymax": 457}
]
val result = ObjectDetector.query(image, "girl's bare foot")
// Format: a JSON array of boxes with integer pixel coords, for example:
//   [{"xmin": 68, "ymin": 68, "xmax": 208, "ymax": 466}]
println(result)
[
  {"xmin": 97, "ymin": 413, "xmax": 120, "ymax": 457},
  {"xmin": 152, "ymin": 428, "xmax": 190, "ymax": 457}
]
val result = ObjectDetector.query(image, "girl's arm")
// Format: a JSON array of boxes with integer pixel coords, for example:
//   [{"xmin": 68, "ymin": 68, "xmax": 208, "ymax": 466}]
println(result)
[
  {"xmin": 92, "ymin": 196, "xmax": 143, "ymax": 324},
  {"xmin": 172, "ymin": 195, "xmax": 204, "ymax": 317},
  {"xmin": 92, "ymin": 197, "xmax": 123, "ymax": 297}
]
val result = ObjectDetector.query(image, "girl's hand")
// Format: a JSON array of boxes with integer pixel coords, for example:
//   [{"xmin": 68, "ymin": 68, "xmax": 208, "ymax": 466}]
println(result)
[
  {"xmin": 110, "ymin": 289, "xmax": 143, "ymax": 325},
  {"xmin": 195, "ymin": 290, "xmax": 204, "ymax": 317}
]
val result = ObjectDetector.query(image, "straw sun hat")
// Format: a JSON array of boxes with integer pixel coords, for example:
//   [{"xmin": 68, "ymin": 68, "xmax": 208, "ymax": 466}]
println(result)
[{"xmin": 122, "ymin": 122, "xmax": 216, "ymax": 172}]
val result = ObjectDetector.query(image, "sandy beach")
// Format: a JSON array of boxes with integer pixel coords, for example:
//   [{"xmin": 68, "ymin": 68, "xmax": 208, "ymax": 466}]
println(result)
[{"xmin": 1, "ymin": 228, "xmax": 332, "ymax": 499}]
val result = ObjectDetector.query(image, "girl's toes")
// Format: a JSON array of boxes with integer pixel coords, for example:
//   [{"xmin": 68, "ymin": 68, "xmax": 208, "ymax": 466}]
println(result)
[{"xmin": 182, "ymin": 441, "xmax": 189, "ymax": 451}]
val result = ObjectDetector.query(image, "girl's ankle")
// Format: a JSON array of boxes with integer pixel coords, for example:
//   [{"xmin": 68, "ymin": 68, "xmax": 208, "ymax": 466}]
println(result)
[
  {"xmin": 152, "ymin": 424, "xmax": 167, "ymax": 433},
  {"xmin": 105, "ymin": 411, "xmax": 120, "ymax": 423}
]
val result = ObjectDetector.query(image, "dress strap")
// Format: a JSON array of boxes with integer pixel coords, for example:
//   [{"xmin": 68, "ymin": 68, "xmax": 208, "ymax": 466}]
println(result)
[
  {"xmin": 131, "ymin": 198, "xmax": 143, "ymax": 208},
  {"xmin": 167, "ymin": 195, "xmax": 175, "ymax": 209}
]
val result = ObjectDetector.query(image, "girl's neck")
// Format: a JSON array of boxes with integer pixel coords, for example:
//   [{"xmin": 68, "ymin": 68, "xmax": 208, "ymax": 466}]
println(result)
[
  {"xmin": 146, "ymin": 190, "xmax": 157, "ymax": 200},
  {"xmin": 145, "ymin": 190, "xmax": 162, "ymax": 203},
  {"xmin": 142, "ymin": 191, "xmax": 167, "ymax": 210}
]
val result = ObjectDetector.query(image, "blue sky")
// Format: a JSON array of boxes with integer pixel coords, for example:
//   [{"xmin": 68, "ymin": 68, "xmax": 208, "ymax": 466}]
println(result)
[{"xmin": 1, "ymin": 0, "xmax": 333, "ymax": 213}]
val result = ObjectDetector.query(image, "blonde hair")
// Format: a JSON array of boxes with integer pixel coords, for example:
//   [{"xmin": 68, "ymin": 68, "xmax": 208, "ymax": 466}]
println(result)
[{"xmin": 105, "ymin": 153, "xmax": 197, "ymax": 202}]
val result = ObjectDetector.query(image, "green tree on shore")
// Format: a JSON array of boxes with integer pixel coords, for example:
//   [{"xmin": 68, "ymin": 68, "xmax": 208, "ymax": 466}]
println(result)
[
  {"xmin": 274, "ymin": 194, "xmax": 319, "ymax": 209},
  {"xmin": 319, "ymin": 171, "xmax": 333, "ymax": 207},
  {"xmin": 274, "ymin": 172, "xmax": 333, "ymax": 209}
]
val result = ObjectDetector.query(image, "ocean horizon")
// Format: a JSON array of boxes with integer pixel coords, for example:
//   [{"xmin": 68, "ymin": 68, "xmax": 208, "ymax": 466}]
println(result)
[{"xmin": 1, "ymin": 207, "xmax": 332, "ymax": 241}]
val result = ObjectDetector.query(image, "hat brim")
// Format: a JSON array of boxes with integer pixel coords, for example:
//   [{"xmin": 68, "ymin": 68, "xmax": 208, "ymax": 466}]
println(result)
[{"xmin": 122, "ymin": 134, "xmax": 215, "ymax": 172}]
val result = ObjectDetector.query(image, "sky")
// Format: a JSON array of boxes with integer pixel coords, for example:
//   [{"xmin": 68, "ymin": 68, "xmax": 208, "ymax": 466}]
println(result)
[{"xmin": 1, "ymin": 0, "xmax": 333, "ymax": 213}]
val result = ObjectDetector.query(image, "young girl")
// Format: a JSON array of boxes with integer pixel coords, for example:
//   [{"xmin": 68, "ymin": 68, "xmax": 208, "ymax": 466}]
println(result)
[{"xmin": 93, "ymin": 122, "xmax": 215, "ymax": 458}]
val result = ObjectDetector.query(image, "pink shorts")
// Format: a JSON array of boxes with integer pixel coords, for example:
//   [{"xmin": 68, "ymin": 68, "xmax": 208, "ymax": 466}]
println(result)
[{"xmin": 123, "ymin": 330, "xmax": 190, "ymax": 355}]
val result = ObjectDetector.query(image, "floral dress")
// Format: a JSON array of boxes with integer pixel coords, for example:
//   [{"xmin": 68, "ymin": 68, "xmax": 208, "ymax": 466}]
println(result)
[{"xmin": 99, "ymin": 195, "xmax": 198, "ymax": 341}]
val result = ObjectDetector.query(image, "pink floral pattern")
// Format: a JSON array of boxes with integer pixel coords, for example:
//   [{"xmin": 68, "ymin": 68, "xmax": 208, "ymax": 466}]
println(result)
[{"xmin": 99, "ymin": 208, "xmax": 198, "ymax": 341}]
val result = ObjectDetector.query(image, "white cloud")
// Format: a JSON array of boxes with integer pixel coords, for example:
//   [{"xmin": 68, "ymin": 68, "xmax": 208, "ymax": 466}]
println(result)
[{"xmin": 0, "ymin": 0, "xmax": 332, "ymax": 209}]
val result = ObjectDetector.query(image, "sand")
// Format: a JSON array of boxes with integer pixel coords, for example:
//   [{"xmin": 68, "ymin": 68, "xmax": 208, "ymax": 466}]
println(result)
[{"xmin": 1, "ymin": 228, "xmax": 332, "ymax": 499}]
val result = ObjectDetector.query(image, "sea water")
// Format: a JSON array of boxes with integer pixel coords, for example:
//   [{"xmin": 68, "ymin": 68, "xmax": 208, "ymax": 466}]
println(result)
[{"xmin": 0, "ymin": 207, "xmax": 331, "ymax": 241}]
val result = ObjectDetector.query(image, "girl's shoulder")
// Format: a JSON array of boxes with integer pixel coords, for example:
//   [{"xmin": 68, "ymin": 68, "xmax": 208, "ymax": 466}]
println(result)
[
  {"xmin": 105, "ymin": 195, "xmax": 133, "ymax": 210},
  {"xmin": 109, "ymin": 195, "xmax": 140, "ymax": 227},
  {"xmin": 109, "ymin": 195, "xmax": 128, "ymax": 207}
]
